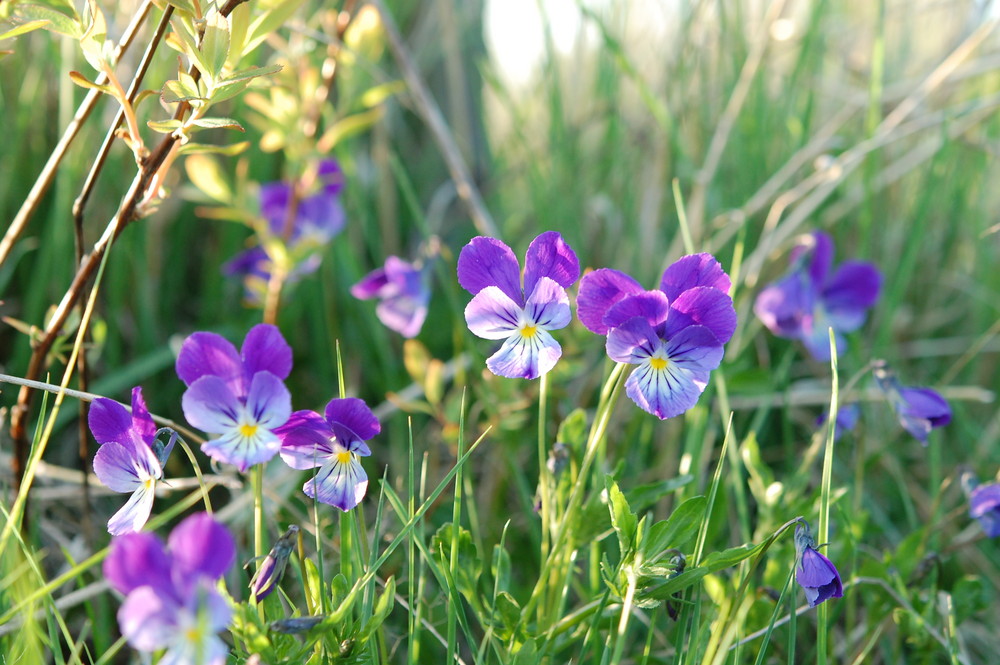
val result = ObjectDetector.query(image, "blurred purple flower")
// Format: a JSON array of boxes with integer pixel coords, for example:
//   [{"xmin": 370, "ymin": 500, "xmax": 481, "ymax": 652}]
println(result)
[
  {"xmin": 249, "ymin": 524, "xmax": 299, "ymax": 602},
  {"xmin": 176, "ymin": 324, "xmax": 292, "ymax": 471},
  {"xmin": 872, "ymin": 361, "xmax": 951, "ymax": 444},
  {"xmin": 576, "ymin": 253, "xmax": 736, "ymax": 420},
  {"xmin": 103, "ymin": 513, "xmax": 235, "ymax": 665},
  {"xmin": 961, "ymin": 470, "xmax": 1000, "ymax": 537},
  {"xmin": 794, "ymin": 519, "xmax": 843, "ymax": 607},
  {"xmin": 275, "ymin": 397, "xmax": 380, "ymax": 511},
  {"xmin": 816, "ymin": 402, "xmax": 860, "ymax": 442},
  {"xmin": 754, "ymin": 231, "xmax": 881, "ymax": 361},
  {"xmin": 225, "ymin": 159, "xmax": 346, "ymax": 303},
  {"xmin": 351, "ymin": 256, "xmax": 430, "ymax": 338},
  {"xmin": 90, "ymin": 387, "xmax": 175, "ymax": 535},
  {"xmin": 457, "ymin": 232, "xmax": 580, "ymax": 379}
]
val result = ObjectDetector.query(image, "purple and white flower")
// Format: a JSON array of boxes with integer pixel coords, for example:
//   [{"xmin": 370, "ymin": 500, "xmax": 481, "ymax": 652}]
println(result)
[
  {"xmin": 794, "ymin": 519, "xmax": 843, "ymax": 608},
  {"xmin": 90, "ymin": 387, "xmax": 174, "ymax": 535},
  {"xmin": 577, "ymin": 253, "xmax": 736, "ymax": 420},
  {"xmin": 457, "ymin": 232, "xmax": 580, "ymax": 379},
  {"xmin": 961, "ymin": 469, "xmax": 1000, "ymax": 538},
  {"xmin": 225, "ymin": 159, "xmax": 346, "ymax": 304},
  {"xmin": 177, "ymin": 324, "xmax": 292, "ymax": 472},
  {"xmin": 351, "ymin": 256, "xmax": 430, "ymax": 338},
  {"xmin": 872, "ymin": 360, "xmax": 951, "ymax": 444},
  {"xmin": 104, "ymin": 513, "xmax": 235, "ymax": 665},
  {"xmin": 275, "ymin": 397, "xmax": 380, "ymax": 511},
  {"xmin": 754, "ymin": 231, "xmax": 881, "ymax": 361}
]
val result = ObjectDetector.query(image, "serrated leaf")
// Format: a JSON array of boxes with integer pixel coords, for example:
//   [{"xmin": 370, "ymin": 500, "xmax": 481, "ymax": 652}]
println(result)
[
  {"xmin": 243, "ymin": 0, "xmax": 307, "ymax": 57},
  {"xmin": 68, "ymin": 70, "xmax": 112, "ymax": 94},
  {"xmin": 200, "ymin": 10, "xmax": 230, "ymax": 83},
  {"xmin": 191, "ymin": 117, "xmax": 244, "ymax": 131},
  {"xmin": 640, "ymin": 496, "xmax": 706, "ymax": 561},
  {"xmin": 607, "ymin": 478, "xmax": 638, "ymax": 559},
  {"xmin": 147, "ymin": 118, "xmax": 184, "ymax": 133},
  {"xmin": 13, "ymin": 4, "xmax": 81, "ymax": 39},
  {"xmin": 177, "ymin": 141, "xmax": 250, "ymax": 156}
]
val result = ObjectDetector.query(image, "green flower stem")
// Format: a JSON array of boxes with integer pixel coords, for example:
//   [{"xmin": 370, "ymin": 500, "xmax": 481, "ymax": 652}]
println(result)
[
  {"xmin": 817, "ymin": 330, "xmax": 840, "ymax": 665},
  {"xmin": 536, "ymin": 371, "xmax": 552, "ymax": 624}
]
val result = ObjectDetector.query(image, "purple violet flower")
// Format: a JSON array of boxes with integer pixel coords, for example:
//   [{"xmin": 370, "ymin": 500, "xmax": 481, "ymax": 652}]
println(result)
[
  {"xmin": 103, "ymin": 513, "xmax": 235, "ymax": 664},
  {"xmin": 225, "ymin": 159, "xmax": 346, "ymax": 303},
  {"xmin": 872, "ymin": 361, "xmax": 951, "ymax": 444},
  {"xmin": 794, "ymin": 520, "xmax": 843, "ymax": 608},
  {"xmin": 176, "ymin": 324, "xmax": 293, "ymax": 472},
  {"xmin": 961, "ymin": 470, "xmax": 1000, "ymax": 538},
  {"xmin": 90, "ymin": 387, "xmax": 174, "ymax": 535},
  {"xmin": 275, "ymin": 397, "xmax": 380, "ymax": 511},
  {"xmin": 576, "ymin": 253, "xmax": 737, "ymax": 420},
  {"xmin": 249, "ymin": 524, "xmax": 299, "ymax": 602},
  {"xmin": 457, "ymin": 232, "xmax": 580, "ymax": 379},
  {"xmin": 754, "ymin": 231, "xmax": 881, "ymax": 361},
  {"xmin": 816, "ymin": 402, "xmax": 860, "ymax": 442},
  {"xmin": 351, "ymin": 256, "xmax": 431, "ymax": 338}
]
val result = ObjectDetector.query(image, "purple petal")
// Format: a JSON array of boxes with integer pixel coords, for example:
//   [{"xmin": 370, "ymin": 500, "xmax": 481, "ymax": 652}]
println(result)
[
  {"xmin": 523, "ymin": 231, "xmax": 580, "ymax": 296},
  {"xmin": 168, "ymin": 513, "xmax": 236, "ymax": 584},
  {"xmin": 376, "ymin": 295, "xmax": 429, "ymax": 338},
  {"xmin": 241, "ymin": 324, "xmax": 292, "ymax": 380},
  {"xmin": 603, "ymin": 291, "xmax": 671, "ymax": 331},
  {"xmin": 486, "ymin": 329, "xmax": 562, "ymax": 379},
  {"xmin": 796, "ymin": 546, "xmax": 843, "ymax": 607},
  {"xmin": 128, "ymin": 387, "xmax": 157, "ymax": 445},
  {"xmin": 576, "ymin": 268, "xmax": 645, "ymax": 335},
  {"xmin": 970, "ymin": 484, "xmax": 1000, "ymax": 537},
  {"xmin": 107, "ymin": 483, "xmax": 157, "ymax": 536},
  {"xmin": 351, "ymin": 266, "xmax": 390, "ymax": 300},
  {"xmin": 118, "ymin": 586, "xmax": 179, "ymax": 651},
  {"xmin": 659, "ymin": 253, "xmax": 732, "ymax": 300},
  {"xmin": 89, "ymin": 397, "xmax": 135, "ymax": 447},
  {"xmin": 457, "ymin": 236, "xmax": 523, "ymax": 304},
  {"xmin": 324, "ymin": 398, "xmax": 380, "ymax": 441},
  {"xmin": 181, "ymin": 376, "xmax": 242, "ymax": 434},
  {"xmin": 175, "ymin": 332, "xmax": 244, "ymax": 394},
  {"xmin": 372, "ymin": 257, "xmax": 430, "ymax": 337},
  {"xmin": 798, "ymin": 311, "xmax": 846, "ymax": 361},
  {"xmin": 93, "ymin": 440, "xmax": 160, "ymax": 493},
  {"xmin": 103, "ymin": 532, "xmax": 173, "ymax": 596},
  {"xmin": 664, "ymin": 287, "xmax": 737, "ymax": 344},
  {"xmin": 606, "ymin": 317, "xmax": 660, "ymax": 364},
  {"xmin": 223, "ymin": 245, "xmax": 270, "ymax": 279},
  {"xmin": 297, "ymin": 191, "xmax": 346, "ymax": 242},
  {"xmin": 821, "ymin": 261, "xmax": 881, "ymax": 332},
  {"xmin": 318, "ymin": 158, "xmax": 345, "ymax": 195},
  {"xmin": 278, "ymin": 423, "xmax": 335, "ymax": 470},
  {"xmin": 331, "ymin": 423, "xmax": 373, "ymax": 457},
  {"xmin": 663, "ymin": 325, "xmax": 725, "ymax": 372},
  {"xmin": 523, "ymin": 277, "xmax": 571, "ymax": 330},
  {"xmin": 803, "ymin": 231, "xmax": 834, "ymax": 286},
  {"xmin": 465, "ymin": 286, "xmax": 522, "ymax": 340},
  {"xmin": 245, "ymin": 371, "xmax": 292, "ymax": 429},
  {"xmin": 624, "ymin": 361, "xmax": 711, "ymax": 420},
  {"xmin": 753, "ymin": 271, "xmax": 815, "ymax": 339},
  {"xmin": 304, "ymin": 456, "xmax": 369, "ymax": 510},
  {"xmin": 897, "ymin": 387, "xmax": 951, "ymax": 443}
]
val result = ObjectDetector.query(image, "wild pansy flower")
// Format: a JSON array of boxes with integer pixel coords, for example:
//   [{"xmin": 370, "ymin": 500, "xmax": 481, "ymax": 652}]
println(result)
[
  {"xmin": 177, "ymin": 324, "xmax": 292, "ymax": 472},
  {"xmin": 225, "ymin": 159, "xmax": 346, "ymax": 303},
  {"xmin": 754, "ymin": 231, "xmax": 881, "ymax": 361},
  {"xmin": 103, "ymin": 513, "xmax": 235, "ymax": 665},
  {"xmin": 351, "ymin": 256, "xmax": 431, "ymax": 338},
  {"xmin": 961, "ymin": 470, "xmax": 1000, "ymax": 537},
  {"xmin": 457, "ymin": 232, "xmax": 580, "ymax": 379},
  {"xmin": 872, "ymin": 360, "xmax": 951, "ymax": 444},
  {"xmin": 275, "ymin": 397, "xmax": 380, "ymax": 511},
  {"xmin": 816, "ymin": 402, "xmax": 860, "ymax": 442},
  {"xmin": 794, "ymin": 519, "xmax": 843, "ymax": 607},
  {"xmin": 577, "ymin": 253, "xmax": 736, "ymax": 420},
  {"xmin": 248, "ymin": 524, "xmax": 299, "ymax": 602},
  {"xmin": 90, "ymin": 387, "xmax": 175, "ymax": 535}
]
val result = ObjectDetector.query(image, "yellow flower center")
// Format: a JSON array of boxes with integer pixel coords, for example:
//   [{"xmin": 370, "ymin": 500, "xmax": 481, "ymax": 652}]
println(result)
[
  {"xmin": 144, "ymin": 477, "xmax": 155, "ymax": 491},
  {"xmin": 239, "ymin": 423, "xmax": 259, "ymax": 438},
  {"xmin": 336, "ymin": 451, "xmax": 352, "ymax": 465},
  {"xmin": 649, "ymin": 357, "xmax": 668, "ymax": 370},
  {"xmin": 520, "ymin": 324, "xmax": 538, "ymax": 338}
]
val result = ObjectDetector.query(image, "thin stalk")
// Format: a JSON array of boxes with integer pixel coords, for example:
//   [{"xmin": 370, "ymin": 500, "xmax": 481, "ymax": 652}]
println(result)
[
  {"xmin": 536, "ymin": 371, "xmax": 552, "ymax": 623},
  {"xmin": 446, "ymin": 392, "xmax": 467, "ymax": 665},
  {"xmin": 817, "ymin": 330, "xmax": 840, "ymax": 665}
]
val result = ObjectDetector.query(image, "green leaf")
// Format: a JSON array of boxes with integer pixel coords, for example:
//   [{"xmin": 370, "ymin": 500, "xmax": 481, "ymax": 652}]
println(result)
[
  {"xmin": 951, "ymin": 576, "xmax": 989, "ymax": 625},
  {"xmin": 191, "ymin": 117, "xmax": 245, "ymax": 131},
  {"xmin": 183, "ymin": 153, "xmax": 232, "ymax": 203},
  {"xmin": 162, "ymin": 78, "xmax": 205, "ymax": 104},
  {"xmin": 607, "ymin": 478, "xmax": 638, "ymax": 559},
  {"xmin": 492, "ymin": 591, "xmax": 521, "ymax": 637},
  {"xmin": 12, "ymin": 4, "xmax": 81, "ymax": 39},
  {"xmin": 358, "ymin": 576, "xmax": 395, "ymax": 640},
  {"xmin": 163, "ymin": 0, "xmax": 199, "ymax": 17},
  {"xmin": 640, "ymin": 496, "xmax": 706, "ymax": 561},
  {"xmin": 242, "ymin": 0, "xmax": 307, "ymax": 57},
  {"xmin": 67, "ymin": 70, "xmax": 112, "ymax": 94},
  {"xmin": 626, "ymin": 475, "xmax": 694, "ymax": 513},
  {"xmin": 317, "ymin": 107, "xmax": 383, "ymax": 151},
  {"xmin": 360, "ymin": 80, "xmax": 405, "ymax": 108},
  {"xmin": 79, "ymin": 0, "xmax": 107, "ymax": 70},
  {"xmin": 491, "ymin": 543, "xmax": 511, "ymax": 594},
  {"xmin": 223, "ymin": 62, "xmax": 283, "ymax": 84},
  {"xmin": 0, "ymin": 19, "xmax": 51, "ymax": 41},
  {"xmin": 207, "ymin": 78, "xmax": 251, "ymax": 104},
  {"xmin": 302, "ymin": 558, "xmax": 322, "ymax": 612},
  {"xmin": 146, "ymin": 119, "xmax": 184, "ymax": 133},
  {"xmin": 199, "ymin": 9, "xmax": 230, "ymax": 83},
  {"xmin": 228, "ymin": 3, "xmax": 250, "ymax": 60},
  {"xmin": 431, "ymin": 523, "xmax": 481, "ymax": 603},
  {"xmin": 177, "ymin": 141, "xmax": 250, "ymax": 156},
  {"xmin": 169, "ymin": 15, "xmax": 212, "ymax": 78},
  {"xmin": 641, "ymin": 542, "xmax": 766, "ymax": 601},
  {"xmin": 556, "ymin": 408, "xmax": 588, "ymax": 452}
]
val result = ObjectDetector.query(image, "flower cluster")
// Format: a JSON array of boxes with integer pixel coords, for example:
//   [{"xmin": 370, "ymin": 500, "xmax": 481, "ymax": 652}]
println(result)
[
  {"xmin": 225, "ymin": 159, "xmax": 346, "ymax": 304},
  {"xmin": 177, "ymin": 324, "xmax": 293, "ymax": 472},
  {"xmin": 458, "ymin": 232, "xmax": 580, "ymax": 379},
  {"xmin": 577, "ymin": 253, "xmax": 736, "ymax": 419},
  {"xmin": 89, "ymin": 387, "xmax": 174, "ymax": 535},
  {"xmin": 104, "ymin": 513, "xmax": 235, "ymax": 665},
  {"xmin": 794, "ymin": 519, "xmax": 843, "ymax": 607},
  {"xmin": 754, "ymin": 231, "xmax": 881, "ymax": 361}
]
